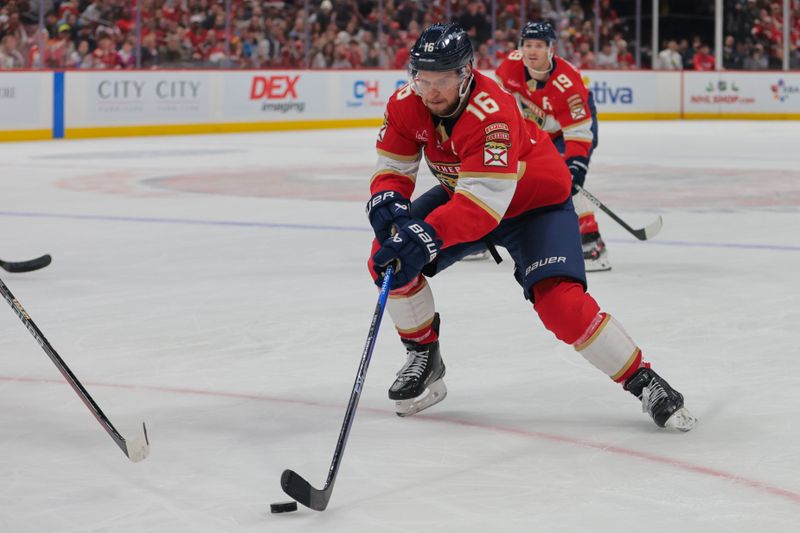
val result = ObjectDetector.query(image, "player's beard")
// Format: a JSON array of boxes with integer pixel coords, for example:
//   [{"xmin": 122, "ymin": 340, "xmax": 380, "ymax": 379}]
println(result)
[
  {"xmin": 431, "ymin": 98, "xmax": 459, "ymax": 117},
  {"xmin": 424, "ymin": 93, "xmax": 459, "ymax": 117}
]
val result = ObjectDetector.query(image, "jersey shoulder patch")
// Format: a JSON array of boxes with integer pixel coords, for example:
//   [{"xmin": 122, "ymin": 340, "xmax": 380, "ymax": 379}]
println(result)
[{"xmin": 508, "ymin": 50, "xmax": 523, "ymax": 61}]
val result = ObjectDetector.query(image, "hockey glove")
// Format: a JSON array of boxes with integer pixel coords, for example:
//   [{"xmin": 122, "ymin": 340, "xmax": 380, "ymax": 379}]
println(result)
[
  {"xmin": 366, "ymin": 190, "xmax": 412, "ymax": 242},
  {"xmin": 567, "ymin": 156, "xmax": 589, "ymax": 191},
  {"xmin": 373, "ymin": 219, "xmax": 441, "ymax": 289}
]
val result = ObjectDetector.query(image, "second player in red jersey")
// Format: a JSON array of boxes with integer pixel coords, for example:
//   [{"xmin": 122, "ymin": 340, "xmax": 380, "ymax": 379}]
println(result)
[{"xmin": 496, "ymin": 21, "xmax": 610, "ymax": 272}]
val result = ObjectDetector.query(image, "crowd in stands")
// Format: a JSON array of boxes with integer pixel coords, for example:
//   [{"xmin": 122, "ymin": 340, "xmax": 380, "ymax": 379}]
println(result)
[
  {"xmin": 655, "ymin": 1, "xmax": 800, "ymax": 70},
  {"xmin": 0, "ymin": 0, "xmax": 797, "ymax": 70}
]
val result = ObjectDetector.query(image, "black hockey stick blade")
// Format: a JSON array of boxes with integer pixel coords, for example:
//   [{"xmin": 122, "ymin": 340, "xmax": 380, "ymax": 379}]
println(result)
[
  {"xmin": 281, "ymin": 469, "xmax": 331, "ymax": 511},
  {"xmin": 575, "ymin": 185, "xmax": 662, "ymax": 241},
  {"xmin": 279, "ymin": 266, "xmax": 394, "ymax": 512},
  {"xmin": 0, "ymin": 254, "xmax": 52, "ymax": 273}
]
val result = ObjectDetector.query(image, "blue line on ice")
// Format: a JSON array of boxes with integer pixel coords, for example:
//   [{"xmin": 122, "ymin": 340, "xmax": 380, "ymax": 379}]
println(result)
[{"xmin": 1, "ymin": 211, "xmax": 798, "ymax": 252}]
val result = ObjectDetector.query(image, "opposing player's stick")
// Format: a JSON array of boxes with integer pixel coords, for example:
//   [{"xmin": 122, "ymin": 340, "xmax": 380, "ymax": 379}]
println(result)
[
  {"xmin": 574, "ymin": 185, "xmax": 662, "ymax": 241},
  {"xmin": 0, "ymin": 277, "xmax": 150, "ymax": 462},
  {"xmin": 281, "ymin": 265, "xmax": 394, "ymax": 511},
  {"xmin": 0, "ymin": 254, "xmax": 52, "ymax": 273}
]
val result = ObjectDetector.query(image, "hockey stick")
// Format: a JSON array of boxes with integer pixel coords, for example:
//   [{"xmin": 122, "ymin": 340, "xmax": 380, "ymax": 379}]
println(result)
[
  {"xmin": 0, "ymin": 254, "xmax": 52, "ymax": 273},
  {"xmin": 0, "ymin": 277, "xmax": 150, "ymax": 462},
  {"xmin": 574, "ymin": 185, "xmax": 662, "ymax": 241},
  {"xmin": 281, "ymin": 265, "xmax": 394, "ymax": 511}
]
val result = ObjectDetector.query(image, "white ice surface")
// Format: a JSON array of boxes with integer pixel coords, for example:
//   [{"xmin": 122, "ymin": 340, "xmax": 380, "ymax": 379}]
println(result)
[{"xmin": 0, "ymin": 121, "xmax": 799, "ymax": 532}]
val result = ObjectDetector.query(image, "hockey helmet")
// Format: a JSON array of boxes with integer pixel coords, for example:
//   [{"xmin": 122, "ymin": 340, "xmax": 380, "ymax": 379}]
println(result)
[
  {"xmin": 519, "ymin": 21, "xmax": 557, "ymax": 47},
  {"xmin": 409, "ymin": 23, "xmax": 474, "ymax": 73}
]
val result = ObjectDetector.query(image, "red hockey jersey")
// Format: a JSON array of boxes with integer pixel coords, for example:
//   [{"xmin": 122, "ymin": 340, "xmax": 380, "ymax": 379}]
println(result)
[
  {"xmin": 495, "ymin": 52, "xmax": 594, "ymax": 161},
  {"xmin": 371, "ymin": 70, "xmax": 571, "ymax": 248}
]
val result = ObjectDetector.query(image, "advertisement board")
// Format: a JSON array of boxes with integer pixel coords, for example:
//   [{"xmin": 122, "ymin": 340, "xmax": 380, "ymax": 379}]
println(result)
[
  {"xmin": 581, "ymin": 70, "xmax": 681, "ymax": 117},
  {"xmin": 684, "ymin": 72, "xmax": 800, "ymax": 117},
  {"xmin": 65, "ymin": 71, "xmax": 212, "ymax": 126},
  {"xmin": 1, "ymin": 70, "xmax": 798, "ymax": 141},
  {"xmin": 221, "ymin": 71, "xmax": 330, "ymax": 121},
  {"xmin": 334, "ymin": 71, "xmax": 408, "ymax": 117},
  {"xmin": 0, "ymin": 72, "xmax": 52, "ymax": 139}
]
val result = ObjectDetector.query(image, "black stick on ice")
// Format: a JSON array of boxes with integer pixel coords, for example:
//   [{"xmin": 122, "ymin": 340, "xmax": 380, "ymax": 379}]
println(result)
[
  {"xmin": 0, "ymin": 254, "xmax": 52, "ymax": 273},
  {"xmin": 575, "ymin": 185, "xmax": 662, "ymax": 241},
  {"xmin": 281, "ymin": 265, "xmax": 394, "ymax": 511},
  {"xmin": 0, "ymin": 277, "xmax": 149, "ymax": 462}
]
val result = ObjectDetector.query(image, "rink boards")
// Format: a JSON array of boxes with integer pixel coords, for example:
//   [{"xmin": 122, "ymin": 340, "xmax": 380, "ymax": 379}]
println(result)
[{"xmin": 1, "ymin": 69, "xmax": 799, "ymax": 141}]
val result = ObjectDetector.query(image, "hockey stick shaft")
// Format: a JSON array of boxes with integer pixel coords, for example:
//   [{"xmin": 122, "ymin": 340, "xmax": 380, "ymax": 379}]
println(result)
[
  {"xmin": 574, "ymin": 185, "xmax": 662, "ymax": 241},
  {"xmin": 281, "ymin": 265, "xmax": 394, "ymax": 511},
  {"xmin": 0, "ymin": 277, "xmax": 149, "ymax": 462},
  {"xmin": 0, "ymin": 254, "xmax": 52, "ymax": 273}
]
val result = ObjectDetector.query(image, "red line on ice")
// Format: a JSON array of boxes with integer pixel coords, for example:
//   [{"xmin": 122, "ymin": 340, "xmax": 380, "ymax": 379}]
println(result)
[{"xmin": 3, "ymin": 375, "xmax": 799, "ymax": 506}]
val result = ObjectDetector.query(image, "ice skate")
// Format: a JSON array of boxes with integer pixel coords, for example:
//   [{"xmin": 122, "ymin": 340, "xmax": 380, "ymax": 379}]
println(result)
[
  {"xmin": 582, "ymin": 231, "xmax": 611, "ymax": 272},
  {"xmin": 390, "ymin": 327, "xmax": 447, "ymax": 417},
  {"xmin": 624, "ymin": 367, "xmax": 697, "ymax": 431}
]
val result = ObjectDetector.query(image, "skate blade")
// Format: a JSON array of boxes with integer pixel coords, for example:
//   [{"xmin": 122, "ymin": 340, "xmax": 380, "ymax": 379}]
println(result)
[
  {"xmin": 395, "ymin": 380, "xmax": 447, "ymax": 417},
  {"xmin": 664, "ymin": 407, "xmax": 697, "ymax": 432},
  {"xmin": 462, "ymin": 250, "xmax": 490, "ymax": 261},
  {"xmin": 584, "ymin": 257, "xmax": 612, "ymax": 272}
]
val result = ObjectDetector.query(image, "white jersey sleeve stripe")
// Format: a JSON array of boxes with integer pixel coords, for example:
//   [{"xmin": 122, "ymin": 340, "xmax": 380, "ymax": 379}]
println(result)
[
  {"xmin": 372, "ymin": 152, "xmax": 422, "ymax": 185},
  {"xmin": 561, "ymin": 118, "xmax": 594, "ymax": 143},
  {"xmin": 454, "ymin": 174, "xmax": 518, "ymax": 222}
]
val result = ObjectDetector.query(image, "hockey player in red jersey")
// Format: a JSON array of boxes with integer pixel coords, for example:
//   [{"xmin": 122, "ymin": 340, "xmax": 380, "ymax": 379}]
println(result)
[
  {"xmin": 365, "ymin": 23, "xmax": 695, "ymax": 431},
  {"xmin": 496, "ymin": 21, "xmax": 609, "ymax": 272}
]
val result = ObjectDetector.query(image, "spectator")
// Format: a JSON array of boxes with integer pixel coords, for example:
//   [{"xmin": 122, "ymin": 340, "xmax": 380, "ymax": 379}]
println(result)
[
  {"xmin": 579, "ymin": 50, "xmax": 596, "ymax": 69},
  {"xmin": 616, "ymin": 39, "xmax": 635, "ymax": 69},
  {"xmin": 595, "ymin": 42, "xmax": 619, "ymax": 69},
  {"xmin": 331, "ymin": 42, "xmax": 352, "ymax": 68},
  {"xmin": 18, "ymin": 13, "xmax": 42, "ymax": 66},
  {"xmin": 317, "ymin": 0, "xmax": 334, "ymax": 32},
  {"xmin": 392, "ymin": 38, "xmax": 410, "ymax": 68},
  {"xmin": 346, "ymin": 39, "xmax": 363, "ymax": 68},
  {"xmin": 458, "ymin": 1, "xmax": 491, "ymax": 45},
  {"xmin": 141, "ymin": 33, "xmax": 160, "ymax": 68},
  {"xmin": 79, "ymin": 0, "xmax": 104, "ymax": 28},
  {"xmin": 657, "ymin": 40, "xmax": 683, "ymax": 70},
  {"xmin": 312, "ymin": 40, "xmax": 335, "ymax": 69},
  {"xmin": 693, "ymin": 43, "xmax": 715, "ymax": 70},
  {"xmin": 475, "ymin": 42, "xmax": 493, "ymax": 69},
  {"xmin": 743, "ymin": 42, "xmax": 769, "ymax": 69},
  {"xmin": 66, "ymin": 39, "xmax": 90, "ymax": 68},
  {"xmin": 1, "ymin": 0, "xmax": 753, "ymax": 72},
  {"xmin": 116, "ymin": 39, "xmax": 135, "ymax": 69},
  {"xmin": 44, "ymin": 23, "xmax": 75, "ymax": 68},
  {"xmin": 161, "ymin": 32, "xmax": 191, "ymax": 68},
  {"xmin": 683, "ymin": 35, "xmax": 701, "ymax": 69},
  {"xmin": 722, "ymin": 35, "xmax": 744, "ymax": 69},
  {"xmin": 82, "ymin": 33, "xmax": 117, "ymax": 69},
  {"xmin": 0, "ymin": 34, "xmax": 24, "ymax": 69}
]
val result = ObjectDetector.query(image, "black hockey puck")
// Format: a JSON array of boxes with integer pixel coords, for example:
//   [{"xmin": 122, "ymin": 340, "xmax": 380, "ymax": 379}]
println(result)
[{"xmin": 270, "ymin": 501, "xmax": 298, "ymax": 514}]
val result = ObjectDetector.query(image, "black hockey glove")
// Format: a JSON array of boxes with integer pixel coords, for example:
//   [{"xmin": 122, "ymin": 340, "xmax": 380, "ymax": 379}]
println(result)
[
  {"xmin": 372, "ymin": 219, "xmax": 441, "ymax": 289},
  {"xmin": 567, "ymin": 156, "xmax": 589, "ymax": 191},
  {"xmin": 366, "ymin": 190, "xmax": 412, "ymax": 242}
]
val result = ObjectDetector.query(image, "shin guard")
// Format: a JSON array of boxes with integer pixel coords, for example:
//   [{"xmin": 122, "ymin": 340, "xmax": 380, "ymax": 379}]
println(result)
[
  {"xmin": 386, "ymin": 274, "xmax": 438, "ymax": 344},
  {"xmin": 574, "ymin": 313, "xmax": 643, "ymax": 383}
]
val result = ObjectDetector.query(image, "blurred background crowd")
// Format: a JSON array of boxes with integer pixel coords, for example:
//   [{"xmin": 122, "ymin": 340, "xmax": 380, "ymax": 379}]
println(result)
[{"xmin": 0, "ymin": 0, "xmax": 798, "ymax": 70}]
